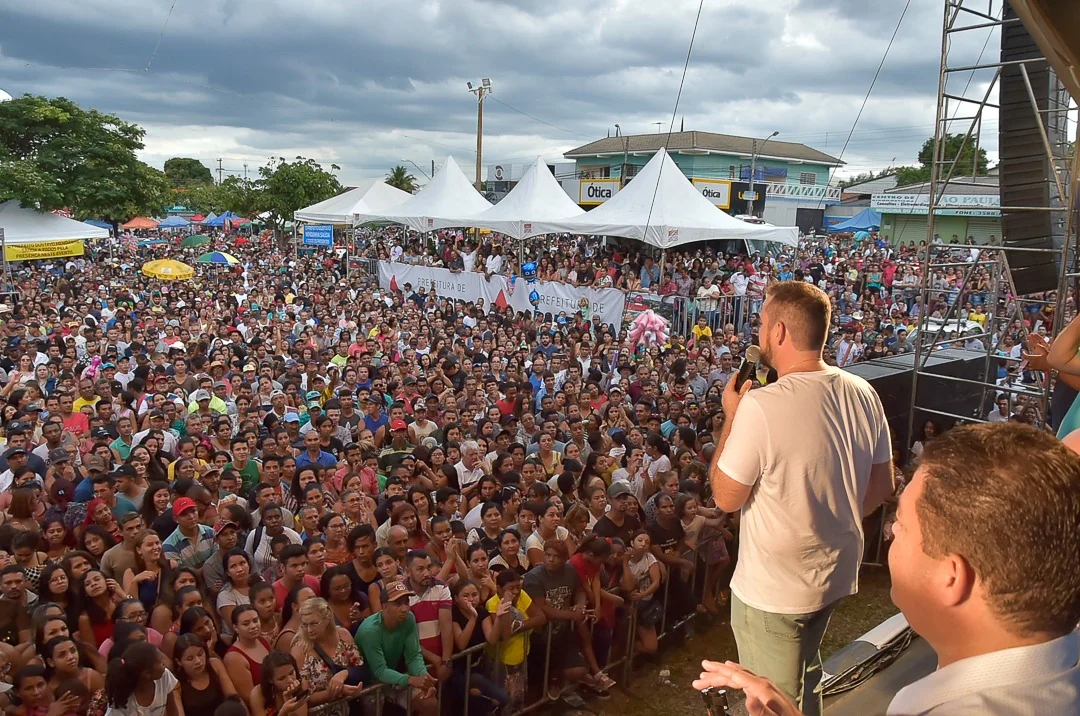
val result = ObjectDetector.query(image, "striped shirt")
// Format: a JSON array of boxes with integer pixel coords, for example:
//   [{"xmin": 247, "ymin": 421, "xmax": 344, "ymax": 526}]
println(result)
[
  {"xmin": 162, "ymin": 524, "xmax": 216, "ymax": 568},
  {"xmin": 406, "ymin": 580, "xmax": 451, "ymax": 655}
]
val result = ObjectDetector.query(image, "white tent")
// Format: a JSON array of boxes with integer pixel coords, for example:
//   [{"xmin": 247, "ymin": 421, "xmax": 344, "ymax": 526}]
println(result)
[
  {"xmin": 466, "ymin": 157, "xmax": 584, "ymax": 239},
  {"xmin": 353, "ymin": 156, "xmax": 492, "ymax": 231},
  {"xmin": 0, "ymin": 200, "xmax": 109, "ymax": 244},
  {"xmin": 294, "ymin": 180, "xmax": 413, "ymax": 224},
  {"xmin": 526, "ymin": 148, "xmax": 799, "ymax": 248}
]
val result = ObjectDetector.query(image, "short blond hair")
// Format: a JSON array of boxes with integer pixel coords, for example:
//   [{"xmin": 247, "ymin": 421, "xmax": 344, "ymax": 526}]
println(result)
[{"xmin": 764, "ymin": 282, "xmax": 831, "ymax": 351}]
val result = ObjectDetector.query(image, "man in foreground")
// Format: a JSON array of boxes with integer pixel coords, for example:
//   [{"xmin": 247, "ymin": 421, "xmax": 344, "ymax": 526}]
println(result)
[{"xmin": 695, "ymin": 422, "xmax": 1080, "ymax": 714}]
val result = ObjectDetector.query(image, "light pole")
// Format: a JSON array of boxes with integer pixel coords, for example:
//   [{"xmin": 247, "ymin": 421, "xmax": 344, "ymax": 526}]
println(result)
[
  {"xmin": 614, "ymin": 124, "xmax": 630, "ymax": 188},
  {"xmin": 467, "ymin": 79, "xmax": 492, "ymax": 192},
  {"xmin": 747, "ymin": 130, "xmax": 779, "ymax": 215},
  {"xmin": 401, "ymin": 159, "xmax": 431, "ymax": 180}
]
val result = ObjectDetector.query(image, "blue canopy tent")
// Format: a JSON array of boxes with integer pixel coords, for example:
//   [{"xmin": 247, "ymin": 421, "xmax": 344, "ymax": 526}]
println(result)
[
  {"xmin": 829, "ymin": 208, "xmax": 881, "ymax": 233},
  {"xmin": 137, "ymin": 238, "xmax": 170, "ymax": 247},
  {"xmin": 205, "ymin": 211, "xmax": 241, "ymax": 227},
  {"xmin": 158, "ymin": 216, "xmax": 191, "ymax": 228},
  {"xmin": 84, "ymin": 219, "xmax": 112, "ymax": 230}
]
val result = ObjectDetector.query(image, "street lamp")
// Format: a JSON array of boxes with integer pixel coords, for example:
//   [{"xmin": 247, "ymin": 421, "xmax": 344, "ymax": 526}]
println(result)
[
  {"xmin": 747, "ymin": 130, "xmax": 779, "ymax": 215},
  {"xmin": 401, "ymin": 159, "xmax": 431, "ymax": 180},
  {"xmin": 467, "ymin": 79, "xmax": 493, "ymax": 192}
]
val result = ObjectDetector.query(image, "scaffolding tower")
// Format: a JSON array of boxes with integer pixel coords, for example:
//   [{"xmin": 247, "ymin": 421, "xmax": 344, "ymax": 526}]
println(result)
[{"xmin": 904, "ymin": 0, "xmax": 1079, "ymax": 453}]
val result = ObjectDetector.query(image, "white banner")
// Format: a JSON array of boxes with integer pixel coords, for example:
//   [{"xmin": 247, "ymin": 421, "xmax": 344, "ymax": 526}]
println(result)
[
  {"xmin": 871, "ymin": 192, "xmax": 1000, "ymax": 217},
  {"xmin": 378, "ymin": 262, "xmax": 626, "ymax": 333}
]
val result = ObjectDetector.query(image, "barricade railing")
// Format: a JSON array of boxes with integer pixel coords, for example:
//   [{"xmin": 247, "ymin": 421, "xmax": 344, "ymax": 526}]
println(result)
[
  {"xmin": 312, "ymin": 532, "xmax": 727, "ymax": 715},
  {"xmin": 351, "ymin": 257, "xmax": 379, "ymax": 278}
]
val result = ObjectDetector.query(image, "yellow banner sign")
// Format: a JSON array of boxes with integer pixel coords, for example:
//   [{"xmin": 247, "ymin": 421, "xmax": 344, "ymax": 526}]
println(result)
[{"xmin": 4, "ymin": 240, "xmax": 85, "ymax": 262}]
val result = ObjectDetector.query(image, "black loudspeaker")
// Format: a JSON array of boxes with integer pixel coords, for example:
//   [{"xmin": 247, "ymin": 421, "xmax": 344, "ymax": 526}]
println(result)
[
  {"xmin": 843, "ymin": 349, "xmax": 988, "ymax": 449},
  {"xmin": 998, "ymin": 0, "xmax": 1070, "ymax": 295}
]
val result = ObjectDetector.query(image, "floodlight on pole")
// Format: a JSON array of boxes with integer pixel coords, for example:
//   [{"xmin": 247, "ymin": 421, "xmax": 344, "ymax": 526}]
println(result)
[{"xmin": 467, "ymin": 78, "xmax": 493, "ymax": 192}]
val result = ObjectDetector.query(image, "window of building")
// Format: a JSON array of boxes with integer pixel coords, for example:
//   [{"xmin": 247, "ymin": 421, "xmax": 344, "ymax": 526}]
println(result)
[
  {"xmin": 800, "ymin": 171, "xmax": 817, "ymax": 185},
  {"xmin": 729, "ymin": 165, "xmax": 736, "ymax": 179}
]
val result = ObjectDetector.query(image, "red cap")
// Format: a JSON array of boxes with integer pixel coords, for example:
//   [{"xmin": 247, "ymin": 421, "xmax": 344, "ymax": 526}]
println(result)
[
  {"xmin": 173, "ymin": 497, "xmax": 198, "ymax": 515},
  {"xmin": 390, "ymin": 419, "xmax": 408, "ymax": 431}
]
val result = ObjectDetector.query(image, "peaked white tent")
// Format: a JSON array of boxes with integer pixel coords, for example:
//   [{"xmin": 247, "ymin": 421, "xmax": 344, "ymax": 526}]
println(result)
[
  {"xmin": 0, "ymin": 200, "xmax": 109, "ymax": 244},
  {"xmin": 526, "ymin": 148, "xmax": 799, "ymax": 248},
  {"xmin": 295, "ymin": 180, "xmax": 413, "ymax": 224},
  {"xmin": 466, "ymin": 157, "xmax": 584, "ymax": 239},
  {"xmin": 353, "ymin": 156, "xmax": 492, "ymax": 232}
]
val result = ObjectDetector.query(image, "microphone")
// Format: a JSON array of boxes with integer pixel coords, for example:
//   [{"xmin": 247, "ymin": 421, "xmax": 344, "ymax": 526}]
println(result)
[{"xmin": 735, "ymin": 345, "xmax": 761, "ymax": 390}]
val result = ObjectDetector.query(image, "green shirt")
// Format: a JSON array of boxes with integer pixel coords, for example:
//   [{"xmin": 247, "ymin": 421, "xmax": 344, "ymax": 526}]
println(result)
[
  {"xmin": 224, "ymin": 459, "xmax": 262, "ymax": 494},
  {"xmin": 355, "ymin": 611, "xmax": 427, "ymax": 687}
]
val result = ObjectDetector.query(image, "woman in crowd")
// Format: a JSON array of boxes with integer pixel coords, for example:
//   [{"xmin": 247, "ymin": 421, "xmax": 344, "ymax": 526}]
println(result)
[
  {"xmin": 223, "ymin": 605, "xmax": 272, "ymax": 711},
  {"xmin": 249, "ymin": 651, "xmax": 311, "ymax": 716},
  {"xmin": 121, "ymin": 530, "xmax": 171, "ymax": 613},
  {"xmin": 77, "ymin": 570, "xmax": 121, "ymax": 648},
  {"xmin": 275, "ymin": 585, "xmax": 317, "ymax": 654},
  {"xmin": 42, "ymin": 634, "xmax": 105, "ymax": 695},
  {"xmin": 320, "ymin": 564, "xmax": 367, "ymax": 635},
  {"xmin": 289, "ymin": 598, "xmax": 365, "ymax": 716},
  {"xmin": 174, "ymin": 632, "xmax": 236, "ymax": 714},
  {"xmin": 102, "ymin": 641, "xmax": 180, "ymax": 716}
]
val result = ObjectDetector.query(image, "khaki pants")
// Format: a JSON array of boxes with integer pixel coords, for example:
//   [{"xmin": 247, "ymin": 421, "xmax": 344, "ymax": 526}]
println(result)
[{"xmin": 729, "ymin": 594, "xmax": 837, "ymax": 716}]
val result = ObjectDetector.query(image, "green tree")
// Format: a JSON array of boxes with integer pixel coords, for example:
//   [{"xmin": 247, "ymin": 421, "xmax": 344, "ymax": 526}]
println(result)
[
  {"xmin": 895, "ymin": 134, "xmax": 990, "ymax": 186},
  {"xmin": 0, "ymin": 95, "xmax": 169, "ymax": 226},
  {"xmin": 255, "ymin": 156, "xmax": 342, "ymax": 236},
  {"xmin": 180, "ymin": 175, "xmax": 260, "ymax": 216},
  {"xmin": 163, "ymin": 157, "xmax": 213, "ymax": 188},
  {"xmin": 386, "ymin": 165, "xmax": 418, "ymax": 193}
]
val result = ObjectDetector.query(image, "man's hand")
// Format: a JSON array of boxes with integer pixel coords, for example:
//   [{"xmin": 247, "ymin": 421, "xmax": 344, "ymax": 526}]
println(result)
[
  {"xmin": 722, "ymin": 374, "xmax": 752, "ymax": 419},
  {"xmin": 692, "ymin": 661, "xmax": 804, "ymax": 716}
]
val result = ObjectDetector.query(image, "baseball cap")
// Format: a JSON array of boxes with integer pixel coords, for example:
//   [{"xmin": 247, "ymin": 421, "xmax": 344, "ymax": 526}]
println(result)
[
  {"xmin": 3, "ymin": 447, "xmax": 26, "ymax": 459},
  {"xmin": 306, "ymin": 390, "xmax": 322, "ymax": 401},
  {"xmin": 213, "ymin": 519, "xmax": 238, "ymax": 537},
  {"xmin": 213, "ymin": 381, "xmax": 228, "ymax": 389},
  {"xmin": 193, "ymin": 389, "xmax": 211, "ymax": 402},
  {"xmin": 381, "ymin": 580, "xmax": 415, "ymax": 603},
  {"xmin": 243, "ymin": 363, "xmax": 257, "ymax": 372},
  {"xmin": 173, "ymin": 497, "xmax": 198, "ymax": 515},
  {"xmin": 48, "ymin": 448, "xmax": 72, "ymax": 463},
  {"xmin": 24, "ymin": 402, "xmax": 43, "ymax": 412},
  {"xmin": 390, "ymin": 419, "xmax": 407, "ymax": 431},
  {"xmin": 607, "ymin": 481, "xmax": 633, "ymax": 500},
  {"xmin": 269, "ymin": 390, "xmax": 285, "ymax": 400},
  {"xmin": 91, "ymin": 427, "xmax": 111, "ymax": 439},
  {"xmin": 283, "ymin": 413, "xmax": 301, "ymax": 423},
  {"xmin": 84, "ymin": 455, "xmax": 106, "ymax": 472}
]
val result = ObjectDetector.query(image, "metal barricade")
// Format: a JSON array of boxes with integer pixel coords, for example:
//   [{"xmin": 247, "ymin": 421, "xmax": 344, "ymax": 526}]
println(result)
[
  {"xmin": 662, "ymin": 295, "xmax": 755, "ymax": 339},
  {"xmin": 314, "ymin": 532, "xmax": 729, "ymax": 716}
]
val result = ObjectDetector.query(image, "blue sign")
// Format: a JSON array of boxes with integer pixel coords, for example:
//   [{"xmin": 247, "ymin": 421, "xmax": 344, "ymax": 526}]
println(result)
[{"xmin": 302, "ymin": 224, "xmax": 334, "ymax": 247}]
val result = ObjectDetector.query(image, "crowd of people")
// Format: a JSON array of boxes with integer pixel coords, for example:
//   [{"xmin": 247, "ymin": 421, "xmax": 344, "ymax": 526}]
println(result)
[{"xmin": 0, "ymin": 217, "xmax": 1066, "ymax": 716}]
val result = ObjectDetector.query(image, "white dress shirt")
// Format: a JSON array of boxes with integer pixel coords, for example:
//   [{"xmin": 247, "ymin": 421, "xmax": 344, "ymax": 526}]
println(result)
[{"xmin": 888, "ymin": 631, "xmax": 1080, "ymax": 715}]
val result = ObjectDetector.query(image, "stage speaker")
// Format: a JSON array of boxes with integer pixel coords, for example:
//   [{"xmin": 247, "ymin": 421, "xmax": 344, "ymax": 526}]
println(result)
[
  {"xmin": 843, "ymin": 349, "xmax": 988, "ymax": 449},
  {"xmin": 998, "ymin": 0, "xmax": 1071, "ymax": 295}
]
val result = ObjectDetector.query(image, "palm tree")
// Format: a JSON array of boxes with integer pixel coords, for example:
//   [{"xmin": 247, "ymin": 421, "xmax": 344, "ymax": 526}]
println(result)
[{"xmin": 386, "ymin": 166, "xmax": 419, "ymax": 193}]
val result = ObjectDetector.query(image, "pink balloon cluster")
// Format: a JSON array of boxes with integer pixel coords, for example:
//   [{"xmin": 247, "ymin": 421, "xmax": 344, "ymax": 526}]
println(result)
[{"xmin": 628, "ymin": 310, "xmax": 670, "ymax": 350}]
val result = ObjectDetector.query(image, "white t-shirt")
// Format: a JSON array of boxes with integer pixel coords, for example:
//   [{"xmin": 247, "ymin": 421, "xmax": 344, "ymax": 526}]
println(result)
[
  {"xmin": 716, "ymin": 367, "xmax": 890, "ymax": 614},
  {"xmin": 627, "ymin": 552, "xmax": 658, "ymax": 600},
  {"xmin": 105, "ymin": 668, "xmax": 178, "ymax": 716},
  {"xmin": 525, "ymin": 526, "xmax": 568, "ymax": 556}
]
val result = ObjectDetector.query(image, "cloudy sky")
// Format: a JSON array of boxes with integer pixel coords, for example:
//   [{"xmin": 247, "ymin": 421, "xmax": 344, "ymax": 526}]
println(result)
[{"xmin": 0, "ymin": 0, "xmax": 1005, "ymax": 185}]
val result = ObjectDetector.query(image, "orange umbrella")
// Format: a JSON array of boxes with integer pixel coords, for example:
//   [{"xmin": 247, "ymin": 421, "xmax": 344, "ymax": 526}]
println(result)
[{"xmin": 122, "ymin": 216, "xmax": 159, "ymax": 230}]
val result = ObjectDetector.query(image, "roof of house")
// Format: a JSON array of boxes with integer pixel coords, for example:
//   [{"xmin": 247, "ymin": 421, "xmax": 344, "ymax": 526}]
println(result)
[
  {"xmin": 564, "ymin": 131, "xmax": 843, "ymax": 165},
  {"xmin": 883, "ymin": 176, "xmax": 999, "ymax": 195},
  {"xmin": 841, "ymin": 174, "xmax": 899, "ymax": 194}
]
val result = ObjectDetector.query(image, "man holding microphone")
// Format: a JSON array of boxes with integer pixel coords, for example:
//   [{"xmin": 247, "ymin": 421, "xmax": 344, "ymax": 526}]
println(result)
[{"xmin": 709, "ymin": 282, "xmax": 895, "ymax": 715}]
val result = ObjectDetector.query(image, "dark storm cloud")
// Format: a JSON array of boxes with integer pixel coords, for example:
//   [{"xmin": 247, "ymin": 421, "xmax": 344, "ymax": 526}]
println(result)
[{"xmin": 0, "ymin": 0, "xmax": 967, "ymax": 181}]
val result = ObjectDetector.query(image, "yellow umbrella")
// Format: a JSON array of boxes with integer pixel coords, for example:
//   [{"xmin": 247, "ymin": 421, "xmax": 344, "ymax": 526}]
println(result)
[{"xmin": 142, "ymin": 259, "xmax": 194, "ymax": 281}]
